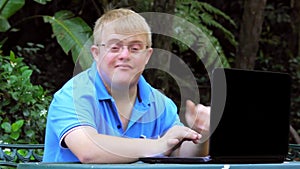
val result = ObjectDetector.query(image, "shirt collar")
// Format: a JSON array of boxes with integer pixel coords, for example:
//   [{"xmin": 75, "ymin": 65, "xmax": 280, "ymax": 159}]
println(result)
[{"xmin": 136, "ymin": 76, "xmax": 151, "ymax": 107}]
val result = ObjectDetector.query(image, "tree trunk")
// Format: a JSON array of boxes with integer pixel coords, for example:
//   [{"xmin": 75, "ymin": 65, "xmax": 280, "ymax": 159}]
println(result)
[
  {"xmin": 290, "ymin": 125, "xmax": 300, "ymax": 144},
  {"xmin": 236, "ymin": 0, "xmax": 267, "ymax": 69}
]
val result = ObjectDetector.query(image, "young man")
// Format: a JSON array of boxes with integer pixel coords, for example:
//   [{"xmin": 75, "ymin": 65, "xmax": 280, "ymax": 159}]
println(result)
[{"xmin": 43, "ymin": 8, "xmax": 210, "ymax": 163}]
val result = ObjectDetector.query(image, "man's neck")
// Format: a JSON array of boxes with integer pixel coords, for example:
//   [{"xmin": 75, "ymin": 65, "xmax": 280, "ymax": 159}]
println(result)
[{"xmin": 109, "ymin": 84, "xmax": 138, "ymax": 131}]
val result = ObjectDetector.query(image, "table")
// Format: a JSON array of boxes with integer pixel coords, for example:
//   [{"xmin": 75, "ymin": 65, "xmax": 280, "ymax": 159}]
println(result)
[{"xmin": 17, "ymin": 161, "xmax": 300, "ymax": 169}]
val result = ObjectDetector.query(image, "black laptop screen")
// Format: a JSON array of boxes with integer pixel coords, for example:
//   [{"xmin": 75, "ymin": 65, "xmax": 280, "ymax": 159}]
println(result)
[{"xmin": 209, "ymin": 68, "xmax": 291, "ymax": 158}]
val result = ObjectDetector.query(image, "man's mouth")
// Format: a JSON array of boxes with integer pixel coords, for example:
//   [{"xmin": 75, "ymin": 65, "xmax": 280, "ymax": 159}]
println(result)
[{"xmin": 115, "ymin": 64, "xmax": 132, "ymax": 69}]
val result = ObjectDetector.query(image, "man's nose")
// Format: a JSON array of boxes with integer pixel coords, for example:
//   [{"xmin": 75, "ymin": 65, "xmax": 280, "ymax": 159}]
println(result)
[{"xmin": 117, "ymin": 46, "xmax": 130, "ymax": 59}]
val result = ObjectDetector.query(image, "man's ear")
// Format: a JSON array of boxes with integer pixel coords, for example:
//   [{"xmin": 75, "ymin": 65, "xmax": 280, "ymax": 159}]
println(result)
[
  {"xmin": 90, "ymin": 45, "xmax": 100, "ymax": 62},
  {"xmin": 144, "ymin": 47, "xmax": 153, "ymax": 65}
]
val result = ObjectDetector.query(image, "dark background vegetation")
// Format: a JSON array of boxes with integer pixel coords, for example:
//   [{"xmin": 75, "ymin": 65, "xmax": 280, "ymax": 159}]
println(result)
[{"xmin": 0, "ymin": 0, "xmax": 299, "ymax": 145}]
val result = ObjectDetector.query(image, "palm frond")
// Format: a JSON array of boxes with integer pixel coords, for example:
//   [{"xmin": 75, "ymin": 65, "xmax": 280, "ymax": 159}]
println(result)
[
  {"xmin": 172, "ymin": 15, "xmax": 229, "ymax": 75},
  {"xmin": 0, "ymin": 0, "xmax": 25, "ymax": 32},
  {"xmin": 198, "ymin": 2, "xmax": 237, "ymax": 28},
  {"xmin": 196, "ymin": 24, "xmax": 230, "ymax": 68},
  {"xmin": 0, "ymin": 0, "xmax": 25, "ymax": 19},
  {"xmin": 175, "ymin": 1, "xmax": 233, "ymax": 69},
  {"xmin": 43, "ymin": 10, "xmax": 93, "ymax": 70},
  {"xmin": 199, "ymin": 13, "xmax": 237, "ymax": 47}
]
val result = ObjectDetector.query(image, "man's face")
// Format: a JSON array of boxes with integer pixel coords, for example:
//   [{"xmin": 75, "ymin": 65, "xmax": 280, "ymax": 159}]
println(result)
[{"xmin": 91, "ymin": 28, "xmax": 152, "ymax": 90}]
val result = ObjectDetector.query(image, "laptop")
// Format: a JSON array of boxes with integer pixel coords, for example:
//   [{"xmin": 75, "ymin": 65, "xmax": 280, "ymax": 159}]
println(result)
[{"xmin": 139, "ymin": 68, "xmax": 291, "ymax": 164}]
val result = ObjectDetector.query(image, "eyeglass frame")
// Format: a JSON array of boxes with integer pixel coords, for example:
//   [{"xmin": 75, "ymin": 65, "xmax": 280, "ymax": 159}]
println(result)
[{"xmin": 97, "ymin": 41, "xmax": 150, "ymax": 54}]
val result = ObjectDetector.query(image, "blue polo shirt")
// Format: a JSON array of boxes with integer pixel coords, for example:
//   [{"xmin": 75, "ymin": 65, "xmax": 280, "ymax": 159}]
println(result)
[{"xmin": 43, "ymin": 62, "xmax": 182, "ymax": 162}]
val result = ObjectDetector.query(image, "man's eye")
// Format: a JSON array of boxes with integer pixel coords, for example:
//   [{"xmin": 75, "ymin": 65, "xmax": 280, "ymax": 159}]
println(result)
[
  {"xmin": 129, "ymin": 44, "xmax": 143, "ymax": 52},
  {"xmin": 131, "ymin": 47, "xmax": 140, "ymax": 51},
  {"xmin": 111, "ymin": 46, "xmax": 120, "ymax": 50},
  {"xmin": 110, "ymin": 46, "xmax": 121, "ymax": 52}
]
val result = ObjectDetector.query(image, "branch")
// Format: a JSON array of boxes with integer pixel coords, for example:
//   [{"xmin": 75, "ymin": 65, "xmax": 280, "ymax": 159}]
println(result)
[{"xmin": 290, "ymin": 125, "xmax": 300, "ymax": 144}]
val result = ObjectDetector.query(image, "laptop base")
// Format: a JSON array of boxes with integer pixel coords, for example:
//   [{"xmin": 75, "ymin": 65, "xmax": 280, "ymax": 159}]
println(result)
[{"xmin": 139, "ymin": 156, "xmax": 211, "ymax": 164}]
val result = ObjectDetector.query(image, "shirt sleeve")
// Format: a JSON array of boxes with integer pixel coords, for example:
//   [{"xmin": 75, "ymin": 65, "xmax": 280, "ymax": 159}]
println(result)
[
  {"xmin": 47, "ymin": 78, "xmax": 97, "ymax": 148},
  {"xmin": 164, "ymin": 96, "xmax": 184, "ymax": 127}
]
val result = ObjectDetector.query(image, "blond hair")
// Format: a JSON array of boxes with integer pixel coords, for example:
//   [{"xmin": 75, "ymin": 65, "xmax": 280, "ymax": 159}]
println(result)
[{"xmin": 93, "ymin": 8, "xmax": 152, "ymax": 46}]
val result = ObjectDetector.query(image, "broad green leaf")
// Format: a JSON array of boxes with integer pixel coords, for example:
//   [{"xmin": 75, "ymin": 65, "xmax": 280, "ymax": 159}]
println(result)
[
  {"xmin": 11, "ymin": 119, "xmax": 24, "ymax": 132},
  {"xmin": 1, "ymin": 122, "xmax": 11, "ymax": 133},
  {"xmin": 0, "ymin": 0, "xmax": 25, "ymax": 19},
  {"xmin": 21, "ymin": 69, "xmax": 33, "ymax": 78},
  {"xmin": 10, "ymin": 131, "xmax": 20, "ymax": 140},
  {"xmin": 20, "ymin": 66, "xmax": 29, "ymax": 72},
  {"xmin": 17, "ymin": 149, "xmax": 27, "ymax": 156},
  {"xmin": 43, "ymin": 10, "xmax": 93, "ymax": 70},
  {"xmin": 0, "ymin": 16, "xmax": 10, "ymax": 32},
  {"xmin": 9, "ymin": 75, "xmax": 18, "ymax": 83},
  {"xmin": 9, "ymin": 50, "xmax": 16, "ymax": 62}
]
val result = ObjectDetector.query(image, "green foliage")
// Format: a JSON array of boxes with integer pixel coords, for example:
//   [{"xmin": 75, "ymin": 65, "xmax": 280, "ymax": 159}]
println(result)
[
  {"xmin": 0, "ymin": 0, "xmax": 25, "ymax": 32},
  {"xmin": 43, "ymin": 10, "xmax": 93, "ymax": 70},
  {"xmin": 175, "ymin": 0, "xmax": 237, "ymax": 68},
  {"xmin": 0, "ymin": 50, "xmax": 52, "ymax": 144}
]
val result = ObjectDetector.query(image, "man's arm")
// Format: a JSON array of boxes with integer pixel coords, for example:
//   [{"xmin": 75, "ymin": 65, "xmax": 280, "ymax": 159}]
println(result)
[{"xmin": 64, "ymin": 125, "xmax": 201, "ymax": 163}]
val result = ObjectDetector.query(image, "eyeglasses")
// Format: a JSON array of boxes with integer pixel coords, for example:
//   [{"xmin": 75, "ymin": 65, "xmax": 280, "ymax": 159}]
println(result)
[{"xmin": 98, "ymin": 41, "xmax": 149, "ymax": 54}]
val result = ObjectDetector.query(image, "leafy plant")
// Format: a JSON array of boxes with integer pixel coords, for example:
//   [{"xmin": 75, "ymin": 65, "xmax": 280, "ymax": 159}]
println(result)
[
  {"xmin": 43, "ymin": 10, "xmax": 93, "ymax": 70},
  {"xmin": 175, "ymin": 0, "xmax": 237, "ymax": 68},
  {"xmin": 0, "ymin": 50, "xmax": 52, "ymax": 144}
]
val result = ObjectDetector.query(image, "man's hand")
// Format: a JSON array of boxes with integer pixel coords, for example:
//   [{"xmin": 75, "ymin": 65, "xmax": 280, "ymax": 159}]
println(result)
[
  {"xmin": 185, "ymin": 100, "xmax": 210, "ymax": 142},
  {"xmin": 159, "ymin": 125, "xmax": 201, "ymax": 156}
]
